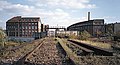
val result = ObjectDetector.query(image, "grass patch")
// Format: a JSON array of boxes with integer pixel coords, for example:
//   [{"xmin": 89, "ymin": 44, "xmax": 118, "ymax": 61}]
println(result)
[{"xmin": 73, "ymin": 39, "xmax": 111, "ymax": 49}]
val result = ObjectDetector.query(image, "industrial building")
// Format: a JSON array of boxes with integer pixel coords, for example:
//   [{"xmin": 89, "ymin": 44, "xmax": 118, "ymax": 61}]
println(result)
[
  {"xmin": 104, "ymin": 22, "xmax": 120, "ymax": 41},
  {"xmin": 67, "ymin": 19, "xmax": 105, "ymax": 37},
  {"xmin": 105, "ymin": 23, "xmax": 114, "ymax": 35},
  {"xmin": 6, "ymin": 16, "xmax": 48, "ymax": 42},
  {"xmin": 67, "ymin": 12, "xmax": 105, "ymax": 37},
  {"xmin": 6, "ymin": 16, "xmax": 42, "ymax": 37},
  {"xmin": 105, "ymin": 22, "xmax": 120, "ymax": 35}
]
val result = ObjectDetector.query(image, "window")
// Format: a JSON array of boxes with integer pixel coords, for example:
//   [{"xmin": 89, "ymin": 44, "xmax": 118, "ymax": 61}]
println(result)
[
  {"xmin": 32, "ymin": 30, "xmax": 34, "ymax": 32},
  {"xmin": 35, "ymin": 26, "xmax": 37, "ymax": 29},
  {"xmin": 29, "ymin": 23, "xmax": 31, "ymax": 25},
  {"xmin": 23, "ymin": 30, "xmax": 25, "ymax": 32},
  {"xmin": 32, "ymin": 23, "xmax": 34, "ymax": 25},
  {"xmin": 26, "ymin": 30, "xmax": 28, "ymax": 33},
  {"xmin": 25, "ymin": 23, "xmax": 28, "ymax": 25},
  {"xmin": 32, "ymin": 26, "xmax": 34, "ymax": 29},
  {"xmin": 29, "ymin": 26, "xmax": 31, "ymax": 29},
  {"xmin": 35, "ymin": 23, "xmax": 37, "ymax": 25},
  {"xmin": 22, "ymin": 26, "xmax": 25, "ymax": 29},
  {"xmin": 19, "ymin": 26, "xmax": 22, "ymax": 29},
  {"xmin": 26, "ymin": 26, "xmax": 28, "ymax": 29}
]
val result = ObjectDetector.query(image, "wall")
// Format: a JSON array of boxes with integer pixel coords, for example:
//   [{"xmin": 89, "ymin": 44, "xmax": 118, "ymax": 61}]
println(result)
[{"xmin": 8, "ymin": 37, "xmax": 35, "ymax": 42}]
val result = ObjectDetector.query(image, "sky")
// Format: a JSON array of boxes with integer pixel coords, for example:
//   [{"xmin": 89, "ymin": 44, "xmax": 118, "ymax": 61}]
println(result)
[{"xmin": 0, "ymin": 0, "xmax": 120, "ymax": 29}]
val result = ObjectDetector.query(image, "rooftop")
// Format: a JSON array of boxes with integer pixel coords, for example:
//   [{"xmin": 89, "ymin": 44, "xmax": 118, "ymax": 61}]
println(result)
[{"xmin": 7, "ymin": 16, "xmax": 40, "ymax": 23}]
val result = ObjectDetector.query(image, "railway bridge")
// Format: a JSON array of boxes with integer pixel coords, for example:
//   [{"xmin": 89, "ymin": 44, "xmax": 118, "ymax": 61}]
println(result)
[
  {"xmin": 46, "ymin": 26, "xmax": 66, "ymax": 36},
  {"xmin": 46, "ymin": 26, "xmax": 66, "ymax": 31}
]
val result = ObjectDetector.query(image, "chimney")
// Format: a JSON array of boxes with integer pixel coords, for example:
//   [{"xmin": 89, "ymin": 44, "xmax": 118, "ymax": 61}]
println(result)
[{"xmin": 88, "ymin": 12, "xmax": 90, "ymax": 21}]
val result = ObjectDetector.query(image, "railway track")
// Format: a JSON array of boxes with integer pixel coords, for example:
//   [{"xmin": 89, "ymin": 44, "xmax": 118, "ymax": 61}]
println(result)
[
  {"xmin": 0, "ymin": 38, "xmax": 45, "ymax": 65},
  {"xmin": 13, "ymin": 39, "xmax": 45, "ymax": 65},
  {"xmin": 57, "ymin": 38, "xmax": 120, "ymax": 65},
  {"xmin": 68, "ymin": 39, "xmax": 113, "ymax": 56},
  {"xmin": 67, "ymin": 41, "xmax": 94, "ymax": 56},
  {"xmin": 14, "ymin": 38, "xmax": 74, "ymax": 65},
  {"xmin": 24, "ymin": 38, "xmax": 62, "ymax": 65},
  {"xmin": 1, "ymin": 38, "xmax": 119, "ymax": 65}
]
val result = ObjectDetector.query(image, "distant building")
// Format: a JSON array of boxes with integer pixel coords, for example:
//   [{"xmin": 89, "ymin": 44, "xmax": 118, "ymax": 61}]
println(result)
[
  {"xmin": 45, "ymin": 25, "xmax": 49, "ymax": 31},
  {"xmin": 41, "ymin": 24, "xmax": 49, "ymax": 32},
  {"xmin": 47, "ymin": 31, "xmax": 55, "ymax": 36},
  {"xmin": 114, "ymin": 23, "xmax": 120, "ymax": 35},
  {"xmin": 67, "ymin": 19, "xmax": 105, "ymax": 37},
  {"xmin": 57, "ymin": 31, "xmax": 79, "ymax": 36},
  {"xmin": 105, "ymin": 22, "xmax": 120, "ymax": 41},
  {"xmin": 6, "ymin": 16, "xmax": 42, "ymax": 38},
  {"xmin": 105, "ymin": 23, "xmax": 114, "ymax": 35},
  {"xmin": 105, "ymin": 22, "xmax": 120, "ymax": 36}
]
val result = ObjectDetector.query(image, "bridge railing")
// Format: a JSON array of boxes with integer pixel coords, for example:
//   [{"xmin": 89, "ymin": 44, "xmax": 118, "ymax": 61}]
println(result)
[{"xmin": 48, "ymin": 26, "xmax": 66, "ymax": 29}]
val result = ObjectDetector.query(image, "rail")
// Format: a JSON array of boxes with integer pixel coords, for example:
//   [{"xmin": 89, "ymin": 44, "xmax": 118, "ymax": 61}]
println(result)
[{"xmin": 68, "ymin": 39, "xmax": 113, "ymax": 56}]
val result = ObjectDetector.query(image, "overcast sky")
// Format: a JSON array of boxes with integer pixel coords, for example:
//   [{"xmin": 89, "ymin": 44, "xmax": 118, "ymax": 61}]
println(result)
[{"xmin": 0, "ymin": 0, "xmax": 120, "ymax": 29}]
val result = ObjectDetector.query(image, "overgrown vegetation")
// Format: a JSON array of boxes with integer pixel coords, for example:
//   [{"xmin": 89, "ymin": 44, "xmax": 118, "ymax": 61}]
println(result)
[
  {"xmin": 69, "ymin": 34, "xmax": 78, "ymax": 39},
  {"xmin": 0, "ymin": 38, "xmax": 44, "ymax": 64},
  {"xmin": 79, "ymin": 30, "xmax": 91, "ymax": 40},
  {"xmin": 57, "ymin": 38, "xmax": 120, "ymax": 65},
  {"xmin": 74, "ymin": 39, "xmax": 111, "ymax": 49},
  {"xmin": 0, "ymin": 29, "xmax": 6, "ymax": 47},
  {"xmin": 56, "ymin": 30, "xmax": 91, "ymax": 40}
]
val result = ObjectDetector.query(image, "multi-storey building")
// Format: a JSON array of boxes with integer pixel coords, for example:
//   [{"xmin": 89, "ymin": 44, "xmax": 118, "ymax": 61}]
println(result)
[
  {"xmin": 67, "ymin": 19, "xmax": 105, "ymax": 37},
  {"xmin": 6, "ymin": 16, "xmax": 42, "ymax": 38}
]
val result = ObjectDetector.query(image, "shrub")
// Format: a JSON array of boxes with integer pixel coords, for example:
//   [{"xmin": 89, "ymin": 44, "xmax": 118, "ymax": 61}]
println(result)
[
  {"xmin": 69, "ymin": 34, "xmax": 78, "ymax": 39},
  {"xmin": 0, "ymin": 29, "xmax": 6, "ymax": 47},
  {"xmin": 79, "ymin": 30, "xmax": 91, "ymax": 40}
]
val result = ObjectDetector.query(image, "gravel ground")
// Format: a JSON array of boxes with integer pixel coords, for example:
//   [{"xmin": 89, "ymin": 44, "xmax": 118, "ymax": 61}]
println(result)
[{"xmin": 25, "ymin": 38, "xmax": 63, "ymax": 65}]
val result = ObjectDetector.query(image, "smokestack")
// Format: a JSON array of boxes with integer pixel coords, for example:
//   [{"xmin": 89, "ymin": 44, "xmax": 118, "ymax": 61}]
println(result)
[{"xmin": 88, "ymin": 12, "xmax": 90, "ymax": 21}]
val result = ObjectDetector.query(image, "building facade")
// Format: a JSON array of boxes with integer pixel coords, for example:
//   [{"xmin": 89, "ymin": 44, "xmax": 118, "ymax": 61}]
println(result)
[
  {"xmin": 57, "ymin": 31, "xmax": 79, "ymax": 36},
  {"xmin": 114, "ymin": 23, "xmax": 120, "ymax": 35},
  {"xmin": 6, "ymin": 16, "xmax": 42, "ymax": 38},
  {"xmin": 105, "ymin": 23, "xmax": 114, "ymax": 36},
  {"xmin": 105, "ymin": 22, "xmax": 120, "ymax": 36},
  {"xmin": 67, "ymin": 19, "xmax": 105, "ymax": 37}
]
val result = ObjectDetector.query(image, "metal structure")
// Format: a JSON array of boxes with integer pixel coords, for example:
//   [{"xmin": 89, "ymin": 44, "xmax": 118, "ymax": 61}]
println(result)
[
  {"xmin": 46, "ymin": 26, "xmax": 66, "ymax": 36},
  {"xmin": 47, "ymin": 26, "xmax": 66, "ymax": 31}
]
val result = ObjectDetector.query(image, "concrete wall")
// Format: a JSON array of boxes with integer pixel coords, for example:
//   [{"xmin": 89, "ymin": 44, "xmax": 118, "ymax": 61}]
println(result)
[
  {"xmin": 32, "ymin": 31, "xmax": 47, "ymax": 39},
  {"xmin": 8, "ymin": 37, "xmax": 35, "ymax": 42}
]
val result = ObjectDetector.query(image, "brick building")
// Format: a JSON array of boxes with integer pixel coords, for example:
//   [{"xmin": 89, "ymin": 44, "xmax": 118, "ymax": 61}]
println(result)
[
  {"xmin": 6, "ymin": 16, "xmax": 42, "ymax": 38},
  {"xmin": 67, "ymin": 19, "xmax": 105, "ymax": 37}
]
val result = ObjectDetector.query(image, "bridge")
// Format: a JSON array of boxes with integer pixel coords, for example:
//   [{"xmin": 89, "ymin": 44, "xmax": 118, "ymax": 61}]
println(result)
[
  {"xmin": 46, "ymin": 26, "xmax": 66, "ymax": 36},
  {"xmin": 46, "ymin": 26, "xmax": 66, "ymax": 31}
]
